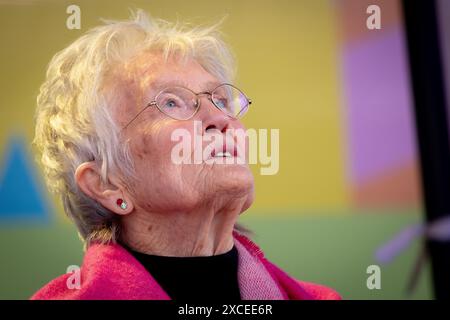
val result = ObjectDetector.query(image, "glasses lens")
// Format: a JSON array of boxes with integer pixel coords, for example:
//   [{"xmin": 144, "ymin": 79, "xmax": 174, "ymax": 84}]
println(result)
[
  {"xmin": 212, "ymin": 84, "xmax": 250, "ymax": 118},
  {"xmin": 155, "ymin": 87, "xmax": 198, "ymax": 120}
]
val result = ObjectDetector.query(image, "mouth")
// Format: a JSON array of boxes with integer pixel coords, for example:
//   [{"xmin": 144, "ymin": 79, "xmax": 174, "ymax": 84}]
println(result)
[
  {"xmin": 213, "ymin": 151, "xmax": 233, "ymax": 158},
  {"xmin": 202, "ymin": 132, "xmax": 246, "ymax": 164},
  {"xmin": 210, "ymin": 142, "xmax": 239, "ymax": 159}
]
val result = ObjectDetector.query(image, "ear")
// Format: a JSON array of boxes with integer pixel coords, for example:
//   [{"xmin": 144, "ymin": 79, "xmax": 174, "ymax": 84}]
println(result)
[{"xmin": 74, "ymin": 162, "xmax": 134, "ymax": 215}]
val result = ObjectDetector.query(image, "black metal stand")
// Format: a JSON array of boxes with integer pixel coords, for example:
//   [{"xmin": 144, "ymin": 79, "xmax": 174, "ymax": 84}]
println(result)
[{"xmin": 403, "ymin": 0, "xmax": 450, "ymax": 299}]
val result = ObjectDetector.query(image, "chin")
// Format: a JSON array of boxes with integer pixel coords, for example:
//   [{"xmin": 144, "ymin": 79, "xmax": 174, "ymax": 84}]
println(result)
[{"xmin": 214, "ymin": 164, "xmax": 254, "ymax": 197}]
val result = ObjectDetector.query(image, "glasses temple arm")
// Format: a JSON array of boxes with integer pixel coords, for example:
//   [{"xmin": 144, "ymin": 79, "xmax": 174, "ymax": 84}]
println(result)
[{"xmin": 122, "ymin": 101, "xmax": 156, "ymax": 130}]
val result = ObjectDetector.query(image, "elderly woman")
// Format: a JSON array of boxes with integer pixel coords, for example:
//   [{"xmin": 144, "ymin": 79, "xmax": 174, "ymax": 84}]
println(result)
[{"xmin": 31, "ymin": 11, "xmax": 339, "ymax": 300}]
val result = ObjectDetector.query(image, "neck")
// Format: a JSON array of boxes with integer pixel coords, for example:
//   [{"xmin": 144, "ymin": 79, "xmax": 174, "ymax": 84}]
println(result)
[{"xmin": 120, "ymin": 196, "xmax": 247, "ymax": 257}]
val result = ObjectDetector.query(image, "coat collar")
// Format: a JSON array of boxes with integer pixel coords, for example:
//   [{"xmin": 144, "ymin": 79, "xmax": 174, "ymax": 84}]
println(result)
[
  {"xmin": 75, "ymin": 232, "xmax": 287, "ymax": 299},
  {"xmin": 31, "ymin": 231, "xmax": 339, "ymax": 300}
]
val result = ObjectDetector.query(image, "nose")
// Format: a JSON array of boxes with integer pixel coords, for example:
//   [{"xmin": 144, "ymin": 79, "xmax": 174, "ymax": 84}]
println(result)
[{"xmin": 196, "ymin": 95, "xmax": 235, "ymax": 133}]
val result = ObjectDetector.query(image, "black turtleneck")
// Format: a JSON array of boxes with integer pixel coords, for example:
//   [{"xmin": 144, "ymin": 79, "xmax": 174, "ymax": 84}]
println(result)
[{"xmin": 127, "ymin": 245, "xmax": 241, "ymax": 301}]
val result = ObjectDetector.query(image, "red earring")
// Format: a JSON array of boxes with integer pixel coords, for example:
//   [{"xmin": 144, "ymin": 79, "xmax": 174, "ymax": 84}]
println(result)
[{"xmin": 116, "ymin": 198, "xmax": 127, "ymax": 210}]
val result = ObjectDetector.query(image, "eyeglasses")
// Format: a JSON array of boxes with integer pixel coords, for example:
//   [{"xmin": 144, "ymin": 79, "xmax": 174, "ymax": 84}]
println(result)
[{"xmin": 123, "ymin": 83, "xmax": 252, "ymax": 129}]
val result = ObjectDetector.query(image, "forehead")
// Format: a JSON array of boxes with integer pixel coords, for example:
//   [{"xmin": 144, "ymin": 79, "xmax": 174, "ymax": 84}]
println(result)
[{"xmin": 128, "ymin": 53, "xmax": 222, "ymax": 96}]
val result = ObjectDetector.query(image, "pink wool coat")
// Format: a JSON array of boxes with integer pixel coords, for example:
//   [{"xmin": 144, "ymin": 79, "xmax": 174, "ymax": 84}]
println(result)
[{"xmin": 31, "ymin": 231, "xmax": 341, "ymax": 300}]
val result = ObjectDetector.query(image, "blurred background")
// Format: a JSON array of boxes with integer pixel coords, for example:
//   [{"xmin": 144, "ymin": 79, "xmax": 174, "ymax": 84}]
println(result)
[{"xmin": 1, "ymin": 0, "xmax": 448, "ymax": 299}]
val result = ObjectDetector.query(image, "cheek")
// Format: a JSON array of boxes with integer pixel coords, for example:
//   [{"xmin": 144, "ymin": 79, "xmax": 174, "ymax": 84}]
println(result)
[
  {"xmin": 129, "ymin": 121, "xmax": 198, "ymax": 199},
  {"xmin": 132, "ymin": 119, "xmax": 179, "ymax": 163},
  {"xmin": 128, "ymin": 119, "xmax": 181, "ymax": 202}
]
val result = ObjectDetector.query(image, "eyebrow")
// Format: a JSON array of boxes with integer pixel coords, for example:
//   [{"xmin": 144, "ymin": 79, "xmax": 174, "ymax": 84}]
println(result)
[{"xmin": 148, "ymin": 79, "xmax": 223, "ymax": 96}]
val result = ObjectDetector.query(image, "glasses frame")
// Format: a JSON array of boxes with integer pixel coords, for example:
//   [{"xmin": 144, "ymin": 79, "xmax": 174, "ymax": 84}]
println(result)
[{"xmin": 122, "ymin": 83, "xmax": 252, "ymax": 130}]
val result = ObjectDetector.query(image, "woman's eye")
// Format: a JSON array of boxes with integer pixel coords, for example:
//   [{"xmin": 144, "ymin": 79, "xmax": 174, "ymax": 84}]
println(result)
[
  {"xmin": 164, "ymin": 99, "xmax": 178, "ymax": 108},
  {"xmin": 215, "ymin": 98, "xmax": 227, "ymax": 109}
]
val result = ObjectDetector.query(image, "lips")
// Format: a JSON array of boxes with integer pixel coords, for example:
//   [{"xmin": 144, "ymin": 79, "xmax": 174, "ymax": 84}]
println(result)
[
  {"xmin": 210, "ymin": 140, "xmax": 238, "ymax": 158},
  {"xmin": 214, "ymin": 151, "xmax": 233, "ymax": 157}
]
